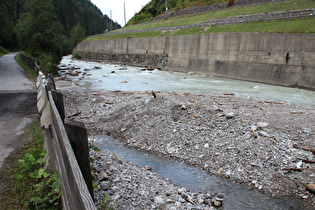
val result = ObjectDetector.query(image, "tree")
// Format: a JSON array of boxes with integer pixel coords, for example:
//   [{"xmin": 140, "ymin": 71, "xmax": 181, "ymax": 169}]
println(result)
[
  {"xmin": 70, "ymin": 24, "xmax": 86, "ymax": 49},
  {"xmin": 0, "ymin": 0, "xmax": 15, "ymax": 47},
  {"xmin": 15, "ymin": 0, "xmax": 64, "ymax": 58}
]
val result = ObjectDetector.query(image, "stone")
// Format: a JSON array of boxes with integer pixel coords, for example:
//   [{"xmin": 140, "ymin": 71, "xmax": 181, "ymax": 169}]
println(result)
[
  {"xmin": 144, "ymin": 165, "xmax": 152, "ymax": 171},
  {"xmin": 213, "ymin": 200, "xmax": 222, "ymax": 207},
  {"xmin": 226, "ymin": 112, "xmax": 234, "ymax": 119},
  {"xmin": 100, "ymin": 181, "xmax": 110, "ymax": 190},
  {"xmin": 154, "ymin": 195, "xmax": 165, "ymax": 205},
  {"xmin": 257, "ymin": 122, "xmax": 269, "ymax": 130},
  {"xmin": 97, "ymin": 171, "xmax": 109, "ymax": 181},
  {"xmin": 306, "ymin": 183, "xmax": 315, "ymax": 194}
]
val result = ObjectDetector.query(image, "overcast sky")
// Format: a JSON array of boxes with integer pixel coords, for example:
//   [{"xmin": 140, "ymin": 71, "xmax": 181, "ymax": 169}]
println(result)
[{"xmin": 90, "ymin": 0, "xmax": 151, "ymax": 27}]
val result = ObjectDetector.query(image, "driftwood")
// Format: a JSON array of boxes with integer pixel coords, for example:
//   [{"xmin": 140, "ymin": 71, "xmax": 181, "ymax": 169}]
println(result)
[
  {"xmin": 301, "ymin": 148, "xmax": 315, "ymax": 154},
  {"xmin": 67, "ymin": 111, "xmax": 81, "ymax": 118},
  {"xmin": 292, "ymin": 145, "xmax": 315, "ymax": 154},
  {"xmin": 152, "ymin": 91, "xmax": 157, "ymax": 99},
  {"xmin": 282, "ymin": 168, "xmax": 315, "ymax": 174},
  {"xmin": 263, "ymin": 154, "xmax": 273, "ymax": 163},
  {"xmin": 297, "ymin": 157, "xmax": 315, "ymax": 164}
]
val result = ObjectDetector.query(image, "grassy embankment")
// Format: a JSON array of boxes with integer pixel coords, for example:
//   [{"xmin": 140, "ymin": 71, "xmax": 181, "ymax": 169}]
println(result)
[
  {"xmin": 86, "ymin": 0, "xmax": 315, "ymax": 41},
  {"xmin": 0, "ymin": 46, "xmax": 10, "ymax": 57},
  {"xmin": 14, "ymin": 53, "xmax": 37, "ymax": 78}
]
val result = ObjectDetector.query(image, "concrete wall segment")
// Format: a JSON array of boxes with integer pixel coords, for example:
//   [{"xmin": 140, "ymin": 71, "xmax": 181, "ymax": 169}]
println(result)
[{"xmin": 74, "ymin": 32, "xmax": 315, "ymax": 90}]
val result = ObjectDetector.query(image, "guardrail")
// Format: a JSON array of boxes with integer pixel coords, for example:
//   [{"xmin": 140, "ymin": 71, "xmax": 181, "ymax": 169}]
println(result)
[
  {"xmin": 36, "ymin": 72, "xmax": 96, "ymax": 210},
  {"xmin": 89, "ymin": 8, "xmax": 314, "ymax": 38}
]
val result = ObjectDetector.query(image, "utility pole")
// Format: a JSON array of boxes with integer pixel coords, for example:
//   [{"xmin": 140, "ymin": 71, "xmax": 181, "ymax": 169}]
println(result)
[
  {"xmin": 110, "ymin": 10, "xmax": 113, "ymax": 31},
  {"xmin": 165, "ymin": 0, "xmax": 168, "ymax": 11},
  {"xmin": 124, "ymin": 2, "xmax": 126, "ymax": 26}
]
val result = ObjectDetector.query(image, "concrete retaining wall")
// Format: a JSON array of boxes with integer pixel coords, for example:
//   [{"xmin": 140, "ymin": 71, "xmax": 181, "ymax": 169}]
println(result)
[{"xmin": 74, "ymin": 32, "xmax": 315, "ymax": 90}]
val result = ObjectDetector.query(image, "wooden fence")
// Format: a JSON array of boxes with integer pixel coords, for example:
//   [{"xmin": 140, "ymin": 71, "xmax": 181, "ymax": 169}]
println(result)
[{"xmin": 36, "ymin": 71, "xmax": 96, "ymax": 210}]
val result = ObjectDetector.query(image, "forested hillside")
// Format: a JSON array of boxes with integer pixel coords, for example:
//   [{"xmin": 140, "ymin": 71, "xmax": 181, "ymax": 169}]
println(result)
[
  {"xmin": 127, "ymin": 0, "xmax": 227, "ymax": 25},
  {"xmin": 0, "ymin": 0, "xmax": 120, "ymax": 73}
]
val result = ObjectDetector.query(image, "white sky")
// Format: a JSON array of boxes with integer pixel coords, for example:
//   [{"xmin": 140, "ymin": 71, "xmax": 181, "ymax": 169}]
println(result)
[{"xmin": 90, "ymin": 0, "xmax": 151, "ymax": 27}]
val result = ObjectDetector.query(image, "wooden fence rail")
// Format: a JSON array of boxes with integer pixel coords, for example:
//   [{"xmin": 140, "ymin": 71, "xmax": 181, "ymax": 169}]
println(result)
[{"xmin": 36, "ymin": 72, "xmax": 96, "ymax": 210}]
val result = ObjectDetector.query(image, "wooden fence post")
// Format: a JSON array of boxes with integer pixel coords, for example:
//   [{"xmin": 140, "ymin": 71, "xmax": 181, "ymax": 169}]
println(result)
[
  {"xmin": 65, "ymin": 119, "xmax": 94, "ymax": 200},
  {"xmin": 51, "ymin": 90, "xmax": 65, "ymax": 123}
]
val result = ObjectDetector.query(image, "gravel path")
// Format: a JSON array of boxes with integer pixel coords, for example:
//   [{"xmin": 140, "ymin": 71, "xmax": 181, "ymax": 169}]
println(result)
[{"xmin": 60, "ymin": 88, "xmax": 315, "ymax": 208}]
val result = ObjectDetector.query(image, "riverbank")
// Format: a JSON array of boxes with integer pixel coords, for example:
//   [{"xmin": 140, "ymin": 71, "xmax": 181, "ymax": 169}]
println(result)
[{"xmin": 60, "ymin": 88, "xmax": 315, "ymax": 208}]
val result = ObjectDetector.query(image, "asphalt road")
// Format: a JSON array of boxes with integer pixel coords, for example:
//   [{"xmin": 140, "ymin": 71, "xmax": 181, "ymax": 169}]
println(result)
[{"xmin": 0, "ymin": 52, "xmax": 37, "ymax": 169}]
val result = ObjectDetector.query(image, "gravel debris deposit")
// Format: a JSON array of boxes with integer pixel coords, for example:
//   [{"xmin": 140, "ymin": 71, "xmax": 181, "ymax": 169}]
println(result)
[{"xmin": 61, "ymin": 88, "xmax": 315, "ymax": 209}]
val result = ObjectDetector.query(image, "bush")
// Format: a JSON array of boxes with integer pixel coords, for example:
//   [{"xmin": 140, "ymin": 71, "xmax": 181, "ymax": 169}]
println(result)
[{"xmin": 227, "ymin": 0, "xmax": 235, "ymax": 7}]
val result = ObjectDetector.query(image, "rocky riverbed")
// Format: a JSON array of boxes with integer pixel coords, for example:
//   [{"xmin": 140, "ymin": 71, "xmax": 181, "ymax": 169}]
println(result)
[{"xmin": 60, "ymin": 88, "xmax": 315, "ymax": 209}]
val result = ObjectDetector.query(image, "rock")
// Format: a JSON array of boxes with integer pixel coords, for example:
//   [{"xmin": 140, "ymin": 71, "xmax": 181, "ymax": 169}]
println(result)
[
  {"xmin": 258, "ymin": 130, "xmax": 271, "ymax": 138},
  {"xmin": 226, "ymin": 112, "xmax": 234, "ymax": 119},
  {"xmin": 111, "ymin": 71, "xmax": 115, "ymax": 73},
  {"xmin": 100, "ymin": 181, "xmax": 110, "ymax": 190},
  {"xmin": 177, "ymin": 188, "xmax": 187, "ymax": 194},
  {"xmin": 306, "ymin": 183, "xmax": 315, "ymax": 194},
  {"xmin": 257, "ymin": 122, "xmax": 269, "ymax": 130},
  {"xmin": 97, "ymin": 171, "xmax": 109, "ymax": 181},
  {"xmin": 144, "ymin": 165, "xmax": 152, "ymax": 171},
  {"xmin": 146, "ymin": 66, "xmax": 154, "ymax": 71},
  {"xmin": 204, "ymin": 143, "xmax": 209, "ymax": 149},
  {"xmin": 154, "ymin": 195, "xmax": 166, "ymax": 205},
  {"xmin": 119, "ymin": 67, "xmax": 127, "ymax": 70},
  {"xmin": 213, "ymin": 200, "xmax": 222, "ymax": 207}
]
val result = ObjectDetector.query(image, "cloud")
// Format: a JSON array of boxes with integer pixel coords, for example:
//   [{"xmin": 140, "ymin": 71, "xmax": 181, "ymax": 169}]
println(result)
[{"xmin": 90, "ymin": 0, "xmax": 151, "ymax": 26}]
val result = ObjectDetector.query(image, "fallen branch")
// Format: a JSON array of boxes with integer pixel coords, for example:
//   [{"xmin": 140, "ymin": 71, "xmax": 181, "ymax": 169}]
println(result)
[
  {"xmin": 302, "ymin": 148, "xmax": 315, "ymax": 154},
  {"xmin": 264, "ymin": 154, "xmax": 273, "ymax": 163},
  {"xmin": 297, "ymin": 158, "xmax": 315, "ymax": 164},
  {"xmin": 282, "ymin": 168, "xmax": 315, "ymax": 173},
  {"xmin": 67, "ymin": 111, "xmax": 81, "ymax": 118}
]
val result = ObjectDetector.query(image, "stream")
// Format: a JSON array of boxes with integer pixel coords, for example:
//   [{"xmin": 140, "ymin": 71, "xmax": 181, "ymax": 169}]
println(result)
[
  {"xmin": 93, "ymin": 135, "xmax": 313, "ymax": 209},
  {"xmin": 59, "ymin": 56, "xmax": 315, "ymax": 209}
]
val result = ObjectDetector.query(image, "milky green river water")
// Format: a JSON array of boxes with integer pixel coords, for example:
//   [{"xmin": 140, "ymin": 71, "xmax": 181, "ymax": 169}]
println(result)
[{"xmin": 59, "ymin": 55, "xmax": 315, "ymax": 107}]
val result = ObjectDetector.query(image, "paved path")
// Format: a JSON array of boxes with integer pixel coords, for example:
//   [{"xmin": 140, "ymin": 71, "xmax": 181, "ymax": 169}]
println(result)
[{"xmin": 0, "ymin": 53, "xmax": 37, "ymax": 168}]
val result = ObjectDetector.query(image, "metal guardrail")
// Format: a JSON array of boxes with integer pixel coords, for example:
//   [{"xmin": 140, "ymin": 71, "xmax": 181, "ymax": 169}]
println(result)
[{"xmin": 36, "ymin": 72, "xmax": 96, "ymax": 210}]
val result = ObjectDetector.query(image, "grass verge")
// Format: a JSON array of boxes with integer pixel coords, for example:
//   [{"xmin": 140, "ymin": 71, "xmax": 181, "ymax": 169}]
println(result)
[
  {"xmin": 121, "ymin": 0, "xmax": 315, "ymax": 31},
  {"xmin": 0, "ymin": 120, "xmax": 61, "ymax": 209},
  {"xmin": 14, "ymin": 53, "xmax": 37, "ymax": 79},
  {"xmin": 85, "ymin": 17, "xmax": 315, "ymax": 42}
]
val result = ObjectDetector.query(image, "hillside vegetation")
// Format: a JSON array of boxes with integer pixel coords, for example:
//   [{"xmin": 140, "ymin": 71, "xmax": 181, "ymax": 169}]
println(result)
[
  {"xmin": 0, "ymin": 0, "xmax": 120, "ymax": 73},
  {"xmin": 86, "ymin": 0, "xmax": 315, "ymax": 42},
  {"xmin": 127, "ymin": 0, "xmax": 226, "ymax": 25}
]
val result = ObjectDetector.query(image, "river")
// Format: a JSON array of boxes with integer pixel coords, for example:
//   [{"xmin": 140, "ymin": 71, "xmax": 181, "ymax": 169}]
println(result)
[
  {"xmin": 59, "ymin": 56, "xmax": 314, "ymax": 209},
  {"xmin": 59, "ymin": 55, "xmax": 315, "ymax": 107}
]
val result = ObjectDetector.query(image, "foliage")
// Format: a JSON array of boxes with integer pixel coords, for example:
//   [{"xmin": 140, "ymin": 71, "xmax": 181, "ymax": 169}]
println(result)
[
  {"xmin": 70, "ymin": 24, "xmax": 86, "ymax": 49},
  {"xmin": 1, "ymin": 0, "xmax": 120, "ymax": 73},
  {"xmin": 14, "ymin": 53, "xmax": 37, "ymax": 78},
  {"xmin": 8, "ymin": 120, "xmax": 61, "ymax": 209},
  {"xmin": 0, "ymin": 46, "xmax": 10, "ymax": 57},
  {"xmin": 227, "ymin": 0, "xmax": 236, "ymax": 7},
  {"xmin": 0, "ymin": 0, "xmax": 15, "ymax": 48},
  {"xmin": 86, "ymin": 16, "xmax": 315, "ymax": 42},
  {"xmin": 127, "ymin": 0, "xmax": 226, "ymax": 25},
  {"xmin": 121, "ymin": 0, "xmax": 315, "ymax": 31}
]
